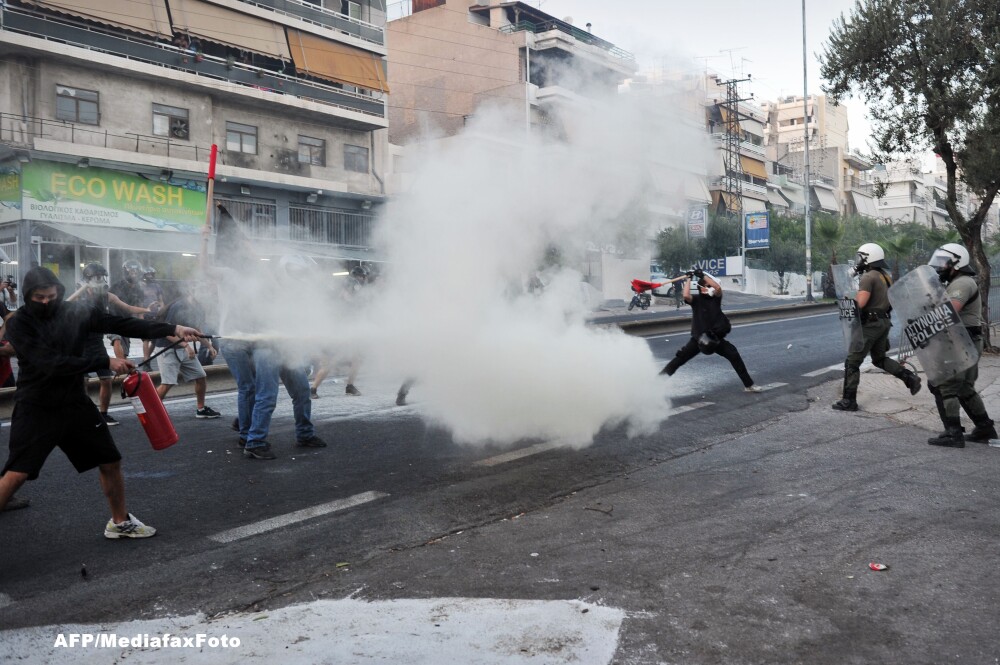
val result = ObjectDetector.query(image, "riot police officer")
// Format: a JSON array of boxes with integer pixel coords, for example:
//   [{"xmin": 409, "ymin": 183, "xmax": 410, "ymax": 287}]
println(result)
[
  {"xmin": 832, "ymin": 243, "xmax": 922, "ymax": 411},
  {"xmin": 925, "ymin": 243, "xmax": 996, "ymax": 447}
]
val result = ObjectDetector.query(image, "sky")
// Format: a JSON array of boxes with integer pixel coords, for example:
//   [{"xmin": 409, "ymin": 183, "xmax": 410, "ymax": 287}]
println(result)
[{"xmin": 535, "ymin": 0, "xmax": 873, "ymax": 152}]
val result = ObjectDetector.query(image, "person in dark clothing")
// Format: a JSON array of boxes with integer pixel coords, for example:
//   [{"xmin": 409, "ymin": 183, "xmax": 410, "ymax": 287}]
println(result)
[
  {"xmin": 108, "ymin": 259, "xmax": 145, "ymax": 360},
  {"xmin": 0, "ymin": 267, "xmax": 203, "ymax": 537},
  {"xmin": 660, "ymin": 269, "xmax": 762, "ymax": 392}
]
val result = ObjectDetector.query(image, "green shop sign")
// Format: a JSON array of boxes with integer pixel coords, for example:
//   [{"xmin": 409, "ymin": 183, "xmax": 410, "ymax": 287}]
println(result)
[
  {"xmin": 21, "ymin": 160, "xmax": 206, "ymax": 231},
  {"xmin": 0, "ymin": 168, "xmax": 20, "ymax": 224}
]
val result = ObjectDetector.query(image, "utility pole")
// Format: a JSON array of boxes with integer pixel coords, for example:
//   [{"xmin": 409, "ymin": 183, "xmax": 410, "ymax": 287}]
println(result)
[
  {"xmin": 715, "ymin": 76, "xmax": 753, "ymax": 283},
  {"xmin": 802, "ymin": 0, "xmax": 814, "ymax": 301}
]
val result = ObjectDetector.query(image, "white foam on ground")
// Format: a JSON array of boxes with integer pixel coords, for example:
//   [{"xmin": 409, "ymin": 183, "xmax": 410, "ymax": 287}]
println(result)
[{"xmin": 0, "ymin": 597, "xmax": 625, "ymax": 664}]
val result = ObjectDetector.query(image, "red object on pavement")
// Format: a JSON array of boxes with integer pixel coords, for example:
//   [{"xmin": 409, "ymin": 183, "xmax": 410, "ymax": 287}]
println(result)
[
  {"xmin": 869, "ymin": 562, "xmax": 888, "ymax": 571},
  {"xmin": 121, "ymin": 371, "xmax": 179, "ymax": 450}
]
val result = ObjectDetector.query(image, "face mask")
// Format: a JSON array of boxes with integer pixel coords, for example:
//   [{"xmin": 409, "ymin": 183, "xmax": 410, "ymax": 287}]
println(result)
[
  {"xmin": 25, "ymin": 299, "xmax": 61, "ymax": 320},
  {"xmin": 936, "ymin": 267, "xmax": 951, "ymax": 284}
]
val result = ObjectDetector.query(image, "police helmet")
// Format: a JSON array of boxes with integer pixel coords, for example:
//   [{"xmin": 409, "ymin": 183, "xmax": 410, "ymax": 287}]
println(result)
[
  {"xmin": 350, "ymin": 265, "xmax": 368, "ymax": 279},
  {"xmin": 928, "ymin": 242, "xmax": 971, "ymax": 275},
  {"xmin": 122, "ymin": 259, "xmax": 143, "ymax": 282},
  {"xmin": 855, "ymin": 243, "xmax": 885, "ymax": 272}
]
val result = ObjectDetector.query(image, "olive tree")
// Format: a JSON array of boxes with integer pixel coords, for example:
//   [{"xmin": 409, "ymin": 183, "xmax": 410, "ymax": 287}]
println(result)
[{"xmin": 821, "ymin": 0, "xmax": 1000, "ymax": 341}]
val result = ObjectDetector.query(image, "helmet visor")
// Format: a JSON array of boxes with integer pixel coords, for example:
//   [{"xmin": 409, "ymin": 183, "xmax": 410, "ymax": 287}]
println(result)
[{"xmin": 928, "ymin": 249, "xmax": 957, "ymax": 270}]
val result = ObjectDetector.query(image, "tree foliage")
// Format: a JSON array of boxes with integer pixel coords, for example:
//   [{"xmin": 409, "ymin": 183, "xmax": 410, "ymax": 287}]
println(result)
[{"xmin": 820, "ymin": 0, "xmax": 1000, "ymax": 342}]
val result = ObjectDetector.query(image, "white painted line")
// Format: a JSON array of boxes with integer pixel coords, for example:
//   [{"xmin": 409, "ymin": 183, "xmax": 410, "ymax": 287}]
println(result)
[
  {"xmin": 208, "ymin": 491, "xmax": 388, "ymax": 543},
  {"xmin": 645, "ymin": 311, "xmax": 835, "ymax": 339},
  {"xmin": 665, "ymin": 401, "xmax": 714, "ymax": 416},
  {"xmin": 474, "ymin": 441, "xmax": 564, "ymax": 467},
  {"xmin": 755, "ymin": 382, "xmax": 787, "ymax": 391},
  {"xmin": 803, "ymin": 365, "xmax": 840, "ymax": 377},
  {"xmin": 0, "ymin": 593, "xmax": 12, "ymax": 609}
]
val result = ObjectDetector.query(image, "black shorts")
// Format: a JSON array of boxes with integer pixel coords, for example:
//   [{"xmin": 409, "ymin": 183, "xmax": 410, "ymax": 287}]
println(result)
[{"xmin": 2, "ymin": 402, "xmax": 122, "ymax": 480}]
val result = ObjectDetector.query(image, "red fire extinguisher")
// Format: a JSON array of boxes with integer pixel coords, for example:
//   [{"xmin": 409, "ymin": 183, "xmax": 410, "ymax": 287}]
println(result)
[{"xmin": 121, "ymin": 371, "xmax": 179, "ymax": 450}]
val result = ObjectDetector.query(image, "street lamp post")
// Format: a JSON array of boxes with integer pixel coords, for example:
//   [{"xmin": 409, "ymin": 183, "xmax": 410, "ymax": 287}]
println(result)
[{"xmin": 802, "ymin": 0, "xmax": 813, "ymax": 301}]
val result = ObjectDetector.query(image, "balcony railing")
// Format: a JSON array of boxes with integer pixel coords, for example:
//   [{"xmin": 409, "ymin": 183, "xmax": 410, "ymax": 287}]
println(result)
[
  {"xmin": 0, "ymin": 112, "xmax": 214, "ymax": 162},
  {"xmin": 711, "ymin": 133, "xmax": 765, "ymax": 158},
  {"xmin": 1, "ymin": 7, "xmax": 386, "ymax": 119},
  {"xmin": 499, "ymin": 21, "xmax": 635, "ymax": 62},
  {"xmin": 238, "ymin": 0, "xmax": 385, "ymax": 45}
]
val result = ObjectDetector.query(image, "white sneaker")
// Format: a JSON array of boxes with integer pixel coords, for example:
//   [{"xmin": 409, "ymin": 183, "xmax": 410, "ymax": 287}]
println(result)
[
  {"xmin": 744, "ymin": 385, "xmax": 764, "ymax": 393},
  {"xmin": 104, "ymin": 513, "xmax": 157, "ymax": 539}
]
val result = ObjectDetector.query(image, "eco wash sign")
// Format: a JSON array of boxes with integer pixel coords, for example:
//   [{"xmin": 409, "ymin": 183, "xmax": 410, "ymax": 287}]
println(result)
[{"xmin": 22, "ymin": 160, "xmax": 207, "ymax": 232}]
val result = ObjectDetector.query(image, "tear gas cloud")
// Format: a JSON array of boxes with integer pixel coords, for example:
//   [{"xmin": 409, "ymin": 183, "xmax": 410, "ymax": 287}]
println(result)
[{"xmin": 208, "ymin": 67, "xmax": 709, "ymax": 449}]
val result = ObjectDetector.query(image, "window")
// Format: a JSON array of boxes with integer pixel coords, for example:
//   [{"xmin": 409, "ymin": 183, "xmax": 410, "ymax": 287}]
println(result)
[
  {"xmin": 152, "ymin": 104, "xmax": 190, "ymax": 139},
  {"xmin": 226, "ymin": 122, "xmax": 257, "ymax": 154},
  {"xmin": 343, "ymin": 0, "xmax": 361, "ymax": 19},
  {"xmin": 298, "ymin": 135, "xmax": 326, "ymax": 166},
  {"xmin": 344, "ymin": 144, "xmax": 369, "ymax": 173},
  {"xmin": 55, "ymin": 85, "xmax": 99, "ymax": 125}
]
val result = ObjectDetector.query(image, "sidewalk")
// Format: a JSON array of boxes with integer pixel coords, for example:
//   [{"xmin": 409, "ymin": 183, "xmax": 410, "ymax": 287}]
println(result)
[{"xmin": 856, "ymin": 352, "xmax": 1000, "ymax": 439}]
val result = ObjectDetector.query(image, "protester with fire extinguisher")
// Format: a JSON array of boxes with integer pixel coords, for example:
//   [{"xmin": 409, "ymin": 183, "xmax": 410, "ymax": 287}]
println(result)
[{"xmin": 0, "ymin": 267, "xmax": 204, "ymax": 537}]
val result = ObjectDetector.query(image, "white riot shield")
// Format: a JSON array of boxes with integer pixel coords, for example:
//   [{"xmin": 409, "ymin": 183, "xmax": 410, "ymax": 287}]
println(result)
[
  {"xmin": 832, "ymin": 264, "xmax": 863, "ymax": 353},
  {"xmin": 887, "ymin": 265, "xmax": 978, "ymax": 385}
]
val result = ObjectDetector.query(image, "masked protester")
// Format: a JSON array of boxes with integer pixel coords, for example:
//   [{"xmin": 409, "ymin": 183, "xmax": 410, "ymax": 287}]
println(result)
[
  {"xmin": 923, "ymin": 243, "xmax": 997, "ymax": 447},
  {"xmin": 0, "ymin": 267, "xmax": 203, "ymax": 537},
  {"xmin": 659, "ymin": 269, "xmax": 762, "ymax": 392},
  {"xmin": 832, "ymin": 243, "xmax": 922, "ymax": 411}
]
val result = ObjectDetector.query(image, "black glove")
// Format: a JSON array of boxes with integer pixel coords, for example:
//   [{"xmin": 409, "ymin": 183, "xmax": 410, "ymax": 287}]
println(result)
[
  {"xmin": 693, "ymin": 268, "xmax": 705, "ymax": 278},
  {"xmin": 685, "ymin": 271, "xmax": 694, "ymax": 279}
]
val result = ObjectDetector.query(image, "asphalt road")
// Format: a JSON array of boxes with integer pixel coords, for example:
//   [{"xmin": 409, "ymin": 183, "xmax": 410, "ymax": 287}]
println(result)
[{"xmin": 4, "ymin": 310, "xmax": 997, "ymax": 664}]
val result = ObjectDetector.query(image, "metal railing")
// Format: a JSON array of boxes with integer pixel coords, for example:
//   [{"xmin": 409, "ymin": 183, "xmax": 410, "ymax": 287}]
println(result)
[
  {"xmin": 289, "ymin": 205, "xmax": 373, "ymax": 247},
  {"xmin": 237, "ymin": 0, "xmax": 385, "ymax": 46},
  {"xmin": 215, "ymin": 197, "xmax": 278, "ymax": 239},
  {"xmin": 499, "ymin": 21, "xmax": 635, "ymax": 62},
  {"xmin": 0, "ymin": 112, "xmax": 213, "ymax": 162}
]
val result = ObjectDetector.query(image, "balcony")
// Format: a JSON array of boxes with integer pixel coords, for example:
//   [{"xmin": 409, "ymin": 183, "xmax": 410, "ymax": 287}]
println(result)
[
  {"xmin": 240, "ymin": 0, "xmax": 385, "ymax": 45},
  {"xmin": 498, "ymin": 21, "xmax": 634, "ymax": 63},
  {"xmin": 0, "ymin": 6, "xmax": 386, "ymax": 123},
  {"xmin": 711, "ymin": 133, "xmax": 765, "ymax": 158}
]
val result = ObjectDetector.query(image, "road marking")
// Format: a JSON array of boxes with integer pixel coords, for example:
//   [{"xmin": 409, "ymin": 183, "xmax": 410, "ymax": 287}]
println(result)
[
  {"xmin": 208, "ymin": 491, "xmax": 388, "ymax": 543},
  {"xmin": 754, "ymin": 382, "xmax": 787, "ymax": 391},
  {"xmin": 645, "ymin": 311, "xmax": 835, "ymax": 339},
  {"xmin": 475, "ymin": 403, "xmax": 716, "ymax": 468},
  {"xmin": 0, "ymin": 593, "xmax": 11, "ymax": 609},
  {"xmin": 801, "ymin": 356, "xmax": 887, "ymax": 377},
  {"xmin": 474, "ymin": 441, "xmax": 564, "ymax": 467}
]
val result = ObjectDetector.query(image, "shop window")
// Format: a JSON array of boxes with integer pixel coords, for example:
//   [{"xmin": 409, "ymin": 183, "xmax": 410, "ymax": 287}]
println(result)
[
  {"xmin": 226, "ymin": 122, "xmax": 257, "ymax": 154},
  {"xmin": 55, "ymin": 85, "xmax": 99, "ymax": 125},
  {"xmin": 344, "ymin": 144, "xmax": 368, "ymax": 173},
  {"xmin": 153, "ymin": 104, "xmax": 190, "ymax": 140},
  {"xmin": 298, "ymin": 135, "xmax": 326, "ymax": 166}
]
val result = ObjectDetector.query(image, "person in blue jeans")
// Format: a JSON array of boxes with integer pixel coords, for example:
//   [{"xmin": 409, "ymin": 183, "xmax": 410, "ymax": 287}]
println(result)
[
  {"xmin": 224, "ymin": 340, "xmax": 280, "ymax": 460},
  {"xmin": 279, "ymin": 364, "xmax": 326, "ymax": 448}
]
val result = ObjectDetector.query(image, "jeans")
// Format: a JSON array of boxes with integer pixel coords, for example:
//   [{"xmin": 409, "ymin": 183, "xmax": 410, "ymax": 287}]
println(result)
[
  {"xmin": 223, "ymin": 341, "xmax": 279, "ymax": 449},
  {"xmin": 279, "ymin": 365, "xmax": 314, "ymax": 441}
]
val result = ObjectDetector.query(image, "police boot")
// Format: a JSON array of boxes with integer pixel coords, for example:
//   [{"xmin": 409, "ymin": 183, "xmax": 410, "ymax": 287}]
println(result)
[
  {"xmin": 965, "ymin": 419, "xmax": 998, "ymax": 443},
  {"xmin": 901, "ymin": 369, "xmax": 922, "ymax": 396},
  {"xmin": 927, "ymin": 419, "xmax": 966, "ymax": 448},
  {"xmin": 832, "ymin": 390, "xmax": 858, "ymax": 412}
]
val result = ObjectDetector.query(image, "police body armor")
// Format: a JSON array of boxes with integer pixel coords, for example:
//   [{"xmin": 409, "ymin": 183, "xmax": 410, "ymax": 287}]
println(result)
[
  {"xmin": 886, "ymin": 265, "xmax": 978, "ymax": 385},
  {"xmin": 831, "ymin": 264, "xmax": 863, "ymax": 353}
]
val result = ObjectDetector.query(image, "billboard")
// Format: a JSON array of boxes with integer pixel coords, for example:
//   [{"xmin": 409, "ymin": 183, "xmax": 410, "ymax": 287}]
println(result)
[
  {"xmin": 686, "ymin": 205, "xmax": 707, "ymax": 239},
  {"xmin": 21, "ymin": 160, "xmax": 206, "ymax": 232},
  {"xmin": 745, "ymin": 211, "xmax": 770, "ymax": 250},
  {"xmin": 694, "ymin": 257, "xmax": 727, "ymax": 275},
  {"xmin": 0, "ymin": 168, "xmax": 20, "ymax": 224}
]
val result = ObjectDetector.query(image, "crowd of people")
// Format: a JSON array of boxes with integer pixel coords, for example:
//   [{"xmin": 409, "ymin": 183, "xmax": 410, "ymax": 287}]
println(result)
[{"xmin": 0, "ymin": 236, "xmax": 995, "ymax": 539}]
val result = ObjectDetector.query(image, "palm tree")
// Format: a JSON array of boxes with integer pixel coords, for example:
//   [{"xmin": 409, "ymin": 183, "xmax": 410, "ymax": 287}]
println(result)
[
  {"xmin": 814, "ymin": 217, "xmax": 845, "ymax": 298},
  {"xmin": 882, "ymin": 233, "xmax": 918, "ymax": 281}
]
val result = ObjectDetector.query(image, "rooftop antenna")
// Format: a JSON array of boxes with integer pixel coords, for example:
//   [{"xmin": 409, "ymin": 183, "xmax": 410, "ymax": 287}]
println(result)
[{"xmin": 719, "ymin": 47, "xmax": 747, "ymax": 78}]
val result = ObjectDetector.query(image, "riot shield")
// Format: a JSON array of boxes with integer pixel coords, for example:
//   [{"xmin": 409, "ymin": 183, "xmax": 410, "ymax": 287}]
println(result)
[
  {"xmin": 887, "ymin": 265, "xmax": 978, "ymax": 385},
  {"xmin": 831, "ymin": 264, "xmax": 863, "ymax": 353}
]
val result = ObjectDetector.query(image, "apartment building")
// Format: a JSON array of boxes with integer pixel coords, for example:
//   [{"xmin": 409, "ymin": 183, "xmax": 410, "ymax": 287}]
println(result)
[
  {"xmin": 0, "ymin": 0, "xmax": 390, "ymax": 290},
  {"xmin": 761, "ymin": 94, "xmax": 877, "ymax": 219}
]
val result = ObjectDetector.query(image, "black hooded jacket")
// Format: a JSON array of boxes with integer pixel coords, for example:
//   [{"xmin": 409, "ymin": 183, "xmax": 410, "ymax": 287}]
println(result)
[{"xmin": 6, "ymin": 267, "xmax": 177, "ymax": 407}]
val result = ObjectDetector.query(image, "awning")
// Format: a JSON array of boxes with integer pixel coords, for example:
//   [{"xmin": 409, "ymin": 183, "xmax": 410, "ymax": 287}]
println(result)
[
  {"xmin": 287, "ymin": 28, "xmax": 389, "ymax": 92},
  {"xmin": 26, "ymin": 0, "xmax": 172, "ymax": 38},
  {"xmin": 684, "ymin": 174, "xmax": 711, "ymax": 204},
  {"xmin": 40, "ymin": 222, "xmax": 203, "ymax": 254},
  {"xmin": 813, "ymin": 186, "xmax": 840, "ymax": 212},
  {"xmin": 744, "ymin": 198, "xmax": 767, "ymax": 213},
  {"xmin": 711, "ymin": 190, "xmax": 737, "ymax": 213},
  {"xmin": 168, "ymin": 0, "xmax": 291, "ymax": 60},
  {"xmin": 779, "ymin": 186, "xmax": 804, "ymax": 206},
  {"xmin": 740, "ymin": 156, "xmax": 768, "ymax": 180},
  {"xmin": 851, "ymin": 191, "xmax": 878, "ymax": 217},
  {"xmin": 767, "ymin": 187, "xmax": 789, "ymax": 208}
]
